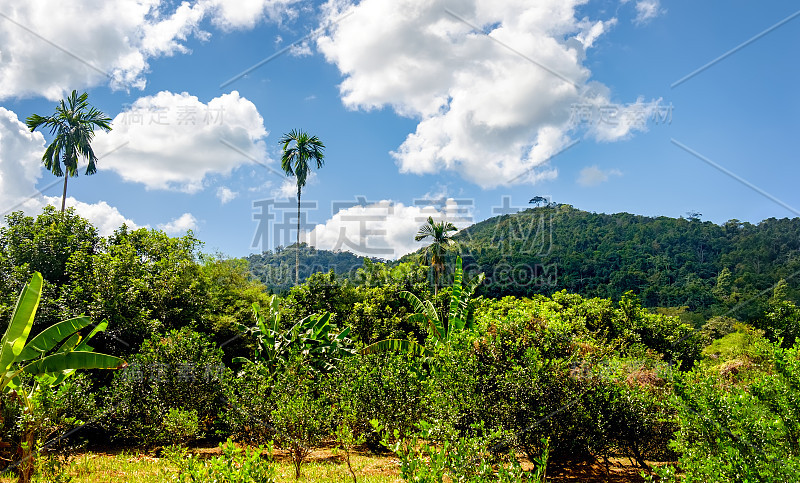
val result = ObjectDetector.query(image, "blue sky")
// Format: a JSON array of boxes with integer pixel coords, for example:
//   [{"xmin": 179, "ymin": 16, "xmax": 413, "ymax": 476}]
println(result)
[{"xmin": 1, "ymin": 0, "xmax": 798, "ymax": 259}]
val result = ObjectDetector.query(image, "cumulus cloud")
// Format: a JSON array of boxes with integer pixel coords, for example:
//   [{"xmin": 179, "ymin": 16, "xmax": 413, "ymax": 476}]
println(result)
[
  {"xmin": 94, "ymin": 90, "xmax": 268, "ymax": 192},
  {"xmin": 158, "ymin": 213, "xmax": 198, "ymax": 234},
  {"xmin": 631, "ymin": 0, "xmax": 665, "ymax": 25},
  {"xmin": 47, "ymin": 196, "xmax": 141, "ymax": 234},
  {"xmin": 0, "ymin": 0, "xmax": 301, "ymax": 100},
  {"xmin": 0, "ymin": 107, "xmax": 139, "ymax": 235},
  {"xmin": 317, "ymin": 0, "xmax": 654, "ymax": 188},
  {"xmin": 580, "ymin": 95, "xmax": 663, "ymax": 142},
  {"xmin": 204, "ymin": 0, "xmax": 300, "ymax": 30},
  {"xmin": 304, "ymin": 198, "xmax": 472, "ymax": 259},
  {"xmin": 0, "ymin": 107, "xmax": 46, "ymax": 213},
  {"xmin": 216, "ymin": 186, "xmax": 239, "ymax": 204},
  {"xmin": 273, "ymin": 178, "xmax": 299, "ymax": 199},
  {"xmin": 577, "ymin": 165, "xmax": 622, "ymax": 187}
]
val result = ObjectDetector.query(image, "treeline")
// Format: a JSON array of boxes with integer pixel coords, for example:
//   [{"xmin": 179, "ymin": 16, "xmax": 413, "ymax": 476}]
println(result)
[{"xmin": 0, "ymin": 207, "xmax": 426, "ymax": 359}]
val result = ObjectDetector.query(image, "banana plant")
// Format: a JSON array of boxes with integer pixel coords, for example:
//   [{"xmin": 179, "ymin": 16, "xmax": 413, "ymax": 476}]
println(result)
[
  {"xmin": 360, "ymin": 256, "xmax": 484, "ymax": 357},
  {"xmin": 1, "ymin": 272, "xmax": 125, "ymax": 393},
  {"xmin": 234, "ymin": 295, "xmax": 354, "ymax": 373},
  {"xmin": 233, "ymin": 295, "xmax": 289, "ymax": 367},
  {"xmin": 1, "ymin": 272, "xmax": 125, "ymax": 483}
]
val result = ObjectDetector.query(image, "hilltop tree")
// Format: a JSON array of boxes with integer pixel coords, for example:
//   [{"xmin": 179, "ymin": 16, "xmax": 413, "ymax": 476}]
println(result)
[
  {"xmin": 529, "ymin": 196, "xmax": 548, "ymax": 207},
  {"xmin": 26, "ymin": 90, "xmax": 112, "ymax": 213}
]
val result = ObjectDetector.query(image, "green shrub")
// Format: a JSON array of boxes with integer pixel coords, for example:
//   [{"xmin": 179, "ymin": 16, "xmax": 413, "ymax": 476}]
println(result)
[
  {"xmin": 427, "ymin": 307, "xmax": 675, "ymax": 464},
  {"xmin": 271, "ymin": 375, "xmax": 328, "ymax": 479},
  {"xmin": 332, "ymin": 353, "xmax": 425, "ymax": 450},
  {"xmin": 165, "ymin": 438, "xmax": 276, "ymax": 482},
  {"xmin": 653, "ymin": 342, "xmax": 800, "ymax": 482},
  {"xmin": 223, "ymin": 361, "xmax": 275, "ymax": 445},
  {"xmin": 162, "ymin": 408, "xmax": 201, "ymax": 446},
  {"xmin": 374, "ymin": 420, "xmax": 541, "ymax": 482},
  {"xmin": 103, "ymin": 328, "xmax": 230, "ymax": 446}
]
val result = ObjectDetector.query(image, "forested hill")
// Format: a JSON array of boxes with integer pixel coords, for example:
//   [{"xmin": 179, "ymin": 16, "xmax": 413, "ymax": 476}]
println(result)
[
  {"xmin": 410, "ymin": 204, "xmax": 800, "ymax": 317},
  {"xmin": 247, "ymin": 243, "xmax": 374, "ymax": 293}
]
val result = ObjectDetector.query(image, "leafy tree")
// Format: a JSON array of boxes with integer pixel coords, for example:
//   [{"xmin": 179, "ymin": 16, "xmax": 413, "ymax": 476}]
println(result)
[
  {"xmin": 26, "ymin": 90, "xmax": 112, "ymax": 213},
  {"xmin": 103, "ymin": 328, "xmax": 229, "ymax": 447},
  {"xmin": 279, "ymin": 130, "xmax": 325, "ymax": 285},
  {"xmin": 416, "ymin": 216, "xmax": 458, "ymax": 295}
]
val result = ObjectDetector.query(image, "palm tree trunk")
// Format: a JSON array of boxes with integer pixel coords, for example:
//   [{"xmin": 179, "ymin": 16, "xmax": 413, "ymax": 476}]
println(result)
[
  {"xmin": 296, "ymin": 185, "xmax": 301, "ymax": 285},
  {"xmin": 60, "ymin": 175, "xmax": 68, "ymax": 213}
]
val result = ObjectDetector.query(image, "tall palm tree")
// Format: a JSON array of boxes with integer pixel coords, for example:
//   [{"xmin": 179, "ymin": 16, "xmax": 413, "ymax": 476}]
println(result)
[
  {"xmin": 416, "ymin": 216, "xmax": 458, "ymax": 295},
  {"xmin": 26, "ymin": 90, "xmax": 112, "ymax": 213},
  {"xmin": 279, "ymin": 129, "xmax": 325, "ymax": 284}
]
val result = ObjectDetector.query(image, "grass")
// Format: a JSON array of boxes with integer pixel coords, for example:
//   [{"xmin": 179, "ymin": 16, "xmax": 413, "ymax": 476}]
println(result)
[{"xmin": 0, "ymin": 447, "xmax": 401, "ymax": 483}]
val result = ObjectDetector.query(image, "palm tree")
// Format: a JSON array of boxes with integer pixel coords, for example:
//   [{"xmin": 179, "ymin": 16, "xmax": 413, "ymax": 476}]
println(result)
[
  {"xmin": 279, "ymin": 129, "xmax": 325, "ymax": 284},
  {"xmin": 26, "ymin": 90, "xmax": 112, "ymax": 213},
  {"xmin": 416, "ymin": 216, "xmax": 458, "ymax": 295}
]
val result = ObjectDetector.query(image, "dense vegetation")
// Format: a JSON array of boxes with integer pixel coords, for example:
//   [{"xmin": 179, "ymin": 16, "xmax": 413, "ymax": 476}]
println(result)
[{"xmin": 1, "ymin": 207, "xmax": 799, "ymax": 482}]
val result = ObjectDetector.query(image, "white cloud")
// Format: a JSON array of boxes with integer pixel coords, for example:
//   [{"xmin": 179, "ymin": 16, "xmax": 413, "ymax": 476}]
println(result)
[
  {"xmin": 305, "ymin": 198, "xmax": 472, "ymax": 259},
  {"xmin": 577, "ymin": 165, "xmax": 622, "ymax": 187},
  {"xmin": 0, "ymin": 107, "xmax": 46, "ymax": 213},
  {"xmin": 632, "ymin": 0, "xmax": 665, "ymax": 25},
  {"xmin": 216, "ymin": 186, "xmax": 239, "ymax": 204},
  {"xmin": 289, "ymin": 41, "xmax": 313, "ymax": 57},
  {"xmin": 317, "ymin": 0, "xmax": 651, "ymax": 188},
  {"xmin": 0, "ymin": 0, "xmax": 301, "ymax": 100},
  {"xmin": 271, "ymin": 171, "xmax": 319, "ymax": 199},
  {"xmin": 94, "ymin": 90, "xmax": 269, "ymax": 192},
  {"xmin": 0, "ymin": 107, "xmax": 140, "ymax": 236},
  {"xmin": 203, "ymin": 0, "xmax": 300, "ymax": 30},
  {"xmin": 273, "ymin": 178, "xmax": 298, "ymax": 199},
  {"xmin": 583, "ymin": 95, "xmax": 662, "ymax": 142},
  {"xmin": 48, "ymin": 196, "xmax": 142, "ymax": 235},
  {"xmin": 159, "ymin": 213, "xmax": 198, "ymax": 234}
]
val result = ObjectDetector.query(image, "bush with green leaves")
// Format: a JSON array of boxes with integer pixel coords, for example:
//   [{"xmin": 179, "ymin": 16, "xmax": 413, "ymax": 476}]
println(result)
[
  {"xmin": 165, "ymin": 438, "xmax": 276, "ymax": 483},
  {"xmin": 270, "ymin": 374, "xmax": 329, "ymax": 479},
  {"xmin": 331, "ymin": 353, "xmax": 425, "ymax": 450},
  {"xmin": 103, "ymin": 328, "xmax": 229, "ymax": 446},
  {"xmin": 162, "ymin": 408, "xmax": 201, "ymax": 446},
  {"xmin": 652, "ymin": 341, "xmax": 800, "ymax": 482},
  {"xmin": 426, "ymin": 296, "xmax": 676, "ymax": 464},
  {"xmin": 223, "ymin": 361, "xmax": 276, "ymax": 446},
  {"xmin": 374, "ymin": 419, "xmax": 542, "ymax": 483}
]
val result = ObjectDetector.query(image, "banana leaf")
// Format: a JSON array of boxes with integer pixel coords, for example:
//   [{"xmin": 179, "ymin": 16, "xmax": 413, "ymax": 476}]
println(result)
[
  {"xmin": 17, "ymin": 316, "xmax": 94, "ymax": 362},
  {"xmin": 0, "ymin": 272, "xmax": 42, "ymax": 373}
]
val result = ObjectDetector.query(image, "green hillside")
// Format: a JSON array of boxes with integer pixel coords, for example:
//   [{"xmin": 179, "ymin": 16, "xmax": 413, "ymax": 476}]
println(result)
[
  {"xmin": 402, "ymin": 204, "xmax": 800, "ymax": 318},
  {"xmin": 247, "ymin": 243, "xmax": 376, "ymax": 293}
]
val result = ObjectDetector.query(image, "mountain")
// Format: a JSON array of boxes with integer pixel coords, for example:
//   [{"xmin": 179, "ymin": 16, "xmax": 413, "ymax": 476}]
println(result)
[
  {"xmin": 403, "ymin": 204, "xmax": 800, "ymax": 318},
  {"xmin": 246, "ymin": 243, "xmax": 376, "ymax": 293}
]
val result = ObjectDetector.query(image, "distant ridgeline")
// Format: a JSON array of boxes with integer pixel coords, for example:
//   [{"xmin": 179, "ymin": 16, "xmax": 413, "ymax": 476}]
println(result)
[
  {"xmin": 246, "ymin": 205, "xmax": 800, "ymax": 318},
  {"xmin": 246, "ymin": 243, "xmax": 380, "ymax": 293}
]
